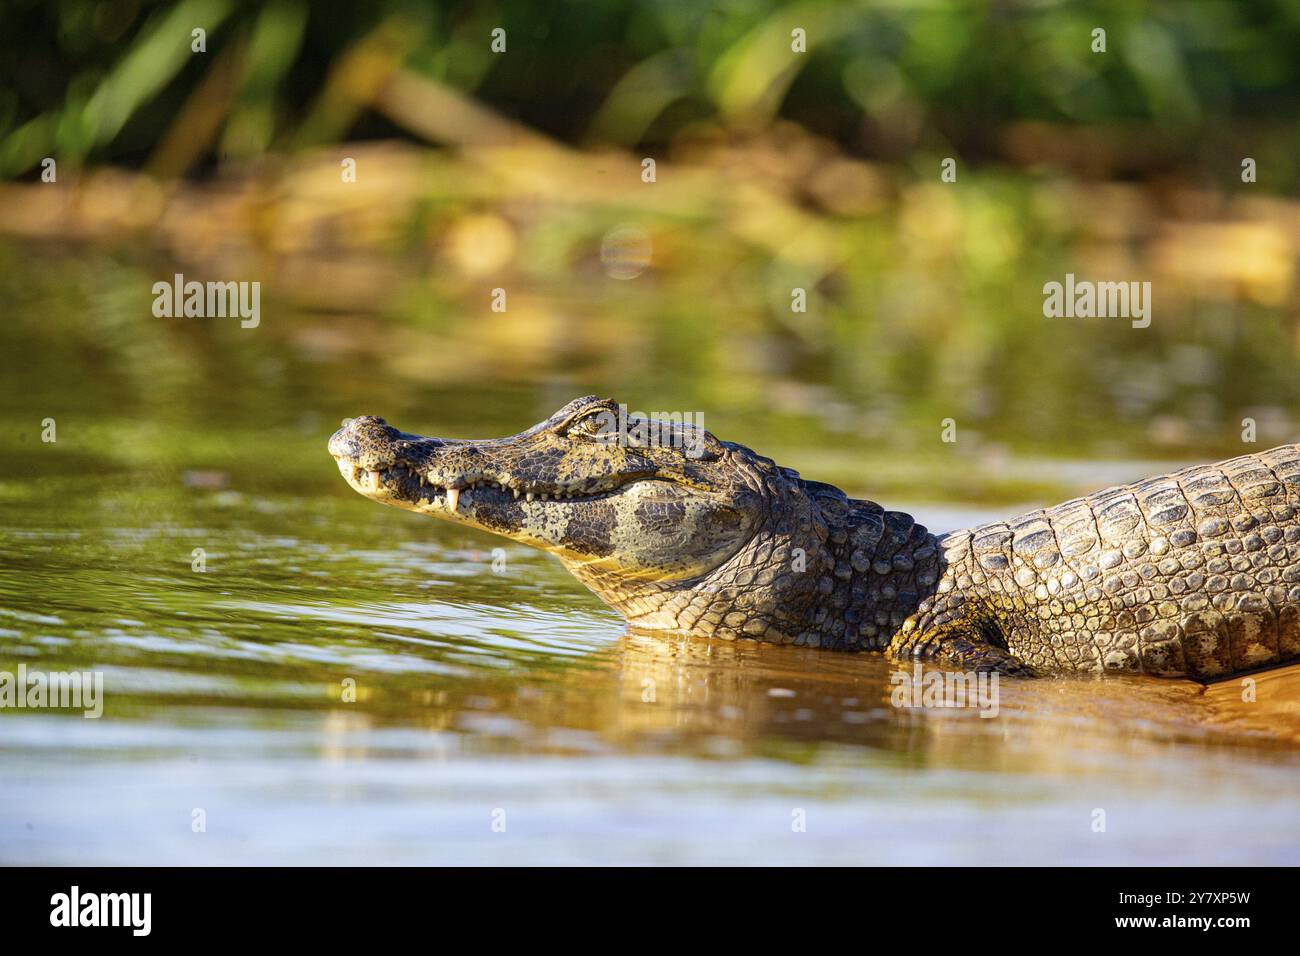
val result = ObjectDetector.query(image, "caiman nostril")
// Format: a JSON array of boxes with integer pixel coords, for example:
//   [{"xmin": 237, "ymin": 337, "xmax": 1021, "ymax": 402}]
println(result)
[{"xmin": 328, "ymin": 427, "xmax": 360, "ymax": 459}]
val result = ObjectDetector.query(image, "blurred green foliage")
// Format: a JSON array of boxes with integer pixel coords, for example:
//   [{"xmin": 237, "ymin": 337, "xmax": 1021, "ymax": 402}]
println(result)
[
  {"xmin": 1, "ymin": 0, "xmax": 1298, "ymax": 499},
  {"xmin": 2, "ymin": 0, "xmax": 1299, "ymax": 182}
]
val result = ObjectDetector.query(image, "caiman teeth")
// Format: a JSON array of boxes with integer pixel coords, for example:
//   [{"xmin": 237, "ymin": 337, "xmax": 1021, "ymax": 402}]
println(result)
[{"xmin": 377, "ymin": 469, "xmax": 609, "ymax": 509}]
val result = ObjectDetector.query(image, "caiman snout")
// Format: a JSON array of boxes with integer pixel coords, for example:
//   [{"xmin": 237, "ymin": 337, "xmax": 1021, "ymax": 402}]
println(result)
[
  {"xmin": 329, "ymin": 415, "xmax": 392, "ymax": 461},
  {"xmin": 328, "ymin": 415, "xmax": 454, "ymax": 500},
  {"xmin": 330, "ymin": 415, "xmax": 447, "ymax": 463}
]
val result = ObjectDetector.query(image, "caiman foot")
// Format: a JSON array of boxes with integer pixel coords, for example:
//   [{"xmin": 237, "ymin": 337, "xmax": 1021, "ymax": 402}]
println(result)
[{"xmin": 888, "ymin": 624, "xmax": 1037, "ymax": 678}]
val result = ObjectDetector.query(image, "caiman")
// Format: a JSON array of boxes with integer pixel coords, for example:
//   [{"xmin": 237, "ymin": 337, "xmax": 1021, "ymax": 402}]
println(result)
[{"xmin": 328, "ymin": 396, "xmax": 1300, "ymax": 680}]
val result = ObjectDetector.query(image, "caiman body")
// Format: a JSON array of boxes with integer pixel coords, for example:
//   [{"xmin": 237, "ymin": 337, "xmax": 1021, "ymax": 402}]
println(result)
[{"xmin": 329, "ymin": 397, "xmax": 1300, "ymax": 680}]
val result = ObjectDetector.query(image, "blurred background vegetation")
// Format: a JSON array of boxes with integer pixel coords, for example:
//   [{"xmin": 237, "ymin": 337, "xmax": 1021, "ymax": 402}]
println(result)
[{"xmin": 1, "ymin": 0, "xmax": 1299, "ymax": 504}]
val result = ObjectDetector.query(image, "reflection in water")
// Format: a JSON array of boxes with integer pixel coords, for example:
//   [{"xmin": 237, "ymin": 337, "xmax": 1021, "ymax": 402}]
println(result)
[{"xmin": 446, "ymin": 629, "xmax": 1300, "ymax": 765}]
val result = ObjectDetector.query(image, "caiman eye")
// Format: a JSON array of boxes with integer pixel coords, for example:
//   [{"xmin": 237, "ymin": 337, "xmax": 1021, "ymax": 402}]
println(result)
[{"xmin": 567, "ymin": 410, "xmax": 617, "ymax": 439}]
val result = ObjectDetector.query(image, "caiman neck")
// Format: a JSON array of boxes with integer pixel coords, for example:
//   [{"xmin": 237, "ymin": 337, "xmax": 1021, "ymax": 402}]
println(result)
[
  {"xmin": 604, "ymin": 478, "xmax": 947, "ymax": 651},
  {"xmin": 803, "ymin": 488, "xmax": 945, "ymax": 650}
]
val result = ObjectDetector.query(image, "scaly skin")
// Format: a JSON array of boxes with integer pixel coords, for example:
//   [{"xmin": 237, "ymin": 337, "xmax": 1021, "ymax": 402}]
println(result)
[{"xmin": 328, "ymin": 397, "xmax": 1300, "ymax": 680}]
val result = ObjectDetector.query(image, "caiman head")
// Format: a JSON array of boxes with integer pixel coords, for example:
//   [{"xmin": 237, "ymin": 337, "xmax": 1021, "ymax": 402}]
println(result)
[{"xmin": 327, "ymin": 396, "xmax": 886, "ymax": 645}]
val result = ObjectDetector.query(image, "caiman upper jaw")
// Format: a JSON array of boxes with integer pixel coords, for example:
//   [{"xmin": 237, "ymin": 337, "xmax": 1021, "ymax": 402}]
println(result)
[
  {"xmin": 328, "ymin": 413, "xmax": 654, "ymax": 515},
  {"xmin": 328, "ymin": 416, "xmax": 441, "ymax": 469}
]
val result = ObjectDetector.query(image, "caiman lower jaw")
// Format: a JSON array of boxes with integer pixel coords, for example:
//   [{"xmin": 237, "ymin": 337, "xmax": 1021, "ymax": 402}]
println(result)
[
  {"xmin": 335, "ymin": 458, "xmax": 658, "ymax": 516},
  {"xmin": 337, "ymin": 460, "xmax": 513, "ymax": 514}
]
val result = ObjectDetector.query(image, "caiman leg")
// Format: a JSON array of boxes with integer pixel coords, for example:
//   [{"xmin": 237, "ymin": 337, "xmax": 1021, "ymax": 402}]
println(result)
[
  {"xmin": 884, "ymin": 445, "xmax": 1300, "ymax": 680},
  {"xmin": 888, "ymin": 620, "xmax": 1038, "ymax": 677}
]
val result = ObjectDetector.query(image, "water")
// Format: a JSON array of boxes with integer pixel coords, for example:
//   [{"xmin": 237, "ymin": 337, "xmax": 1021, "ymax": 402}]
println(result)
[
  {"xmin": 3, "ymin": 479, "xmax": 1300, "ymax": 864},
  {"xmin": 2, "ymin": 245, "xmax": 1299, "ymax": 864}
]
